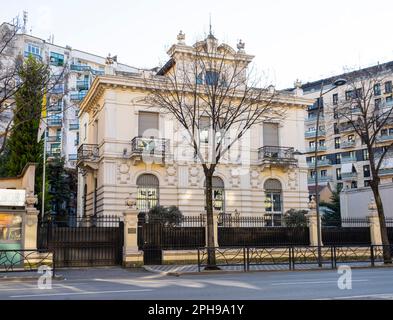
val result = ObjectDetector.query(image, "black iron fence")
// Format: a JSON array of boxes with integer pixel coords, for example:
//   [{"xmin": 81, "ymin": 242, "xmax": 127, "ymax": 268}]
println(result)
[
  {"xmin": 197, "ymin": 245, "xmax": 393, "ymax": 272},
  {"xmin": 218, "ymin": 215, "xmax": 309, "ymax": 247},
  {"xmin": 38, "ymin": 215, "xmax": 123, "ymax": 268},
  {"xmin": 138, "ymin": 215, "xmax": 206, "ymax": 251},
  {"xmin": 0, "ymin": 249, "xmax": 54, "ymax": 274},
  {"xmin": 322, "ymin": 217, "xmax": 371, "ymax": 245}
]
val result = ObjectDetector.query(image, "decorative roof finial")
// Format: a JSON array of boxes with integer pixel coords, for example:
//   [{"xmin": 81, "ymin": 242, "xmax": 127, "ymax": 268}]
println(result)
[
  {"xmin": 237, "ymin": 39, "xmax": 245, "ymax": 53},
  {"xmin": 177, "ymin": 30, "xmax": 185, "ymax": 45},
  {"xmin": 294, "ymin": 79, "xmax": 302, "ymax": 88},
  {"xmin": 209, "ymin": 13, "xmax": 212, "ymax": 36}
]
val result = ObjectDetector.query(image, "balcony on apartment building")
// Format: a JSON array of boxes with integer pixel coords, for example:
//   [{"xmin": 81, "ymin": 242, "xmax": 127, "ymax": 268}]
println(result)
[
  {"xmin": 376, "ymin": 134, "xmax": 393, "ymax": 143},
  {"xmin": 47, "ymin": 118, "xmax": 62, "ymax": 127},
  {"xmin": 47, "ymin": 149, "xmax": 61, "ymax": 159},
  {"xmin": 130, "ymin": 137, "xmax": 170, "ymax": 165},
  {"xmin": 49, "ymin": 84, "xmax": 64, "ymax": 95},
  {"xmin": 305, "ymin": 129, "xmax": 326, "ymax": 139},
  {"xmin": 47, "ymin": 135, "xmax": 61, "ymax": 143},
  {"xmin": 307, "ymin": 158, "xmax": 331, "ymax": 167},
  {"xmin": 257, "ymin": 146, "xmax": 297, "ymax": 166},
  {"xmin": 69, "ymin": 123, "xmax": 79, "ymax": 131},
  {"xmin": 24, "ymin": 51, "xmax": 42, "ymax": 61},
  {"xmin": 76, "ymin": 80, "xmax": 89, "ymax": 91},
  {"xmin": 47, "ymin": 105, "xmax": 62, "ymax": 113},
  {"xmin": 70, "ymin": 64, "xmax": 91, "ymax": 72},
  {"xmin": 377, "ymin": 157, "xmax": 393, "ymax": 176},
  {"xmin": 305, "ymin": 145, "xmax": 327, "ymax": 153},
  {"xmin": 339, "ymin": 123, "xmax": 354, "ymax": 133},
  {"xmin": 77, "ymin": 144, "xmax": 99, "ymax": 169},
  {"xmin": 70, "ymin": 91, "xmax": 87, "ymax": 101},
  {"xmin": 68, "ymin": 154, "xmax": 77, "ymax": 161},
  {"xmin": 308, "ymin": 175, "xmax": 333, "ymax": 184},
  {"xmin": 341, "ymin": 155, "xmax": 357, "ymax": 163},
  {"xmin": 341, "ymin": 140, "xmax": 356, "ymax": 149},
  {"xmin": 305, "ymin": 115, "xmax": 324, "ymax": 124}
]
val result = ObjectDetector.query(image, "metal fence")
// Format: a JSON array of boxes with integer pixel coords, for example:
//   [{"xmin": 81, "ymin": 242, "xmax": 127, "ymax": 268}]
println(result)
[
  {"xmin": 0, "ymin": 249, "xmax": 54, "ymax": 274},
  {"xmin": 322, "ymin": 217, "xmax": 371, "ymax": 245},
  {"xmin": 197, "ymin": 245, "xmax": 393, "ymax": 272},
  {"xmin": 217, "ymin": 215, "xmax": 309, "ymax": 247}
]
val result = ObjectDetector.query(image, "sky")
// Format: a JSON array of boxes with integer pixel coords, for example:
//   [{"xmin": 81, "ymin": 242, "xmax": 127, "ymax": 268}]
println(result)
[{"xmin": 2, "ymin": 0, "xmax": 393, "ymax": 89}]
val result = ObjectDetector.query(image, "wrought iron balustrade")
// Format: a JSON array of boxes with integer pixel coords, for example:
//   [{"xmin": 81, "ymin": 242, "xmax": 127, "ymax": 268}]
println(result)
[
  {"xmin": 258, "ymin": 146, "xmax": 296, "ymax": 164},
  {"xmin": 130, "ymin": 137, "xmax": 169, "ymax": 157},
  {"xmin": 77, "ymin": 144, "xmax": 99, "ymax": 163}
]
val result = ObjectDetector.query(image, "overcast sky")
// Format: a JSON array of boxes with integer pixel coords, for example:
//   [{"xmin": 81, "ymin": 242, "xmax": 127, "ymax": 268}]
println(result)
[{"xmin": 2, "ymin": 0, "xmax": 393, "ymax": 89}]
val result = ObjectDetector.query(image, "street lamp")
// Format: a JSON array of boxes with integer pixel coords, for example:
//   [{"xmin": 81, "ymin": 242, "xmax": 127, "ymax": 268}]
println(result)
[{"xmin": 296, "ymin": 78, "xmax": 347, "ymax": 267}]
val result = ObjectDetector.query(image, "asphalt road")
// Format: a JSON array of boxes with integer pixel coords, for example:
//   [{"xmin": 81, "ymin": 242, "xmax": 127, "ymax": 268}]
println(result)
[{"xmin": 1, "ymin": 267, "xmax": 393, "ymax": 300}]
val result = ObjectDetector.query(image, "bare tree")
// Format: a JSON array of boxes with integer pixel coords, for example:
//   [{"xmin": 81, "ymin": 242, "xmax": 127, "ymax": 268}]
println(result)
[
  {"xmin": 0, "ymin": 17, "xmax": 67, "ymax": 155},
  {"xmin": 145, "ymin": 34, "xmax": 284, "ymax": 269},
  {"xmin": 337, "ymin": 66, "xmax": 393, "ymax": 262}
]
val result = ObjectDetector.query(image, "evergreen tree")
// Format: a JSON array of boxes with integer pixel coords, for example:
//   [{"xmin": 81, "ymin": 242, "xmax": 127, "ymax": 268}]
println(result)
[
  {"xmin": 1, "ymin": 55, "xmax": 50, "ymax": 212},
  {"xmin": 320, "ymin": 185, "xmax": 342, "ymax": 226}
]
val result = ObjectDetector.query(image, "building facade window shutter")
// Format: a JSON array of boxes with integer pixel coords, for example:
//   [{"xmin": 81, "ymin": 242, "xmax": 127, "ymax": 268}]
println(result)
[
  {"xmin": 263, "ymin": 122, "xmax": 279, "ymax": 146},
  {"xmin": 138, "ymin": 112, "xmax": 159, "ymax": 137}
]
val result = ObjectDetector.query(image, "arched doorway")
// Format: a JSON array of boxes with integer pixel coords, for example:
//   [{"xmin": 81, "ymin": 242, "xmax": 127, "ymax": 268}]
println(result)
[
  {"xmin": 136, "ymin": 174, "xmax": 159, "ymax": 212},
  {"xmin": 264, "ymin": 179, "xmax": 282, "ymax": 226},
  {"xmin": 204, "ymin": 176, "xmax": 225, "ymax": 212}
]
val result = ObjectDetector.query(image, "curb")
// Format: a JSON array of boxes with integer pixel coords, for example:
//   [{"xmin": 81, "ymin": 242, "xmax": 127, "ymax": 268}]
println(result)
[{"xmin": 0, "ymin": 274, "xmax": 65, "ymax": 282}]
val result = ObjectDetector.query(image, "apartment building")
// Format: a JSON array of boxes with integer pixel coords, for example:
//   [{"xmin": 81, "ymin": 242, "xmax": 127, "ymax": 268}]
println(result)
[
  {"xmin": 76, "ymin": 32, "xmax": 312, "ymax": 219},
  {"xmin": 298, "ymin": 62, "xmax": 393, "ymax": 193},
  {"xmin": 1, "ymin": 22, "xmax": 139, "ymax": 168}
]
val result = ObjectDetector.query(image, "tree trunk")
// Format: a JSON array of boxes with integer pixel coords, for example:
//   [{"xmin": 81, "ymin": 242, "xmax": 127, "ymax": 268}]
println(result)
[
  {"xmin": 204, "ymin": 170, "xmax": 219, "ymax": 270},
  {"xmin": 370, "ymin": 182, "xmax": 391, "ymax": 263}
]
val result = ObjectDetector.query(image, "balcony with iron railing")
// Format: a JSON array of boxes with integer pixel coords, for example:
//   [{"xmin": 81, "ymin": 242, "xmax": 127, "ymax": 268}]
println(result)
[
  {"xmin": 47, "ymin": 150, "xmax": 61, "ymax": 158},
  {"xmin": 130, "ymin": 136, "xmax": 169, "ymax": 158},
  {"xmin": 307, "ymin": 158, "xmax": 332, "ymax": 167},
  {"xmin": 68, "ymin": 154, "xmax": 77, "ymax": 161},
  {"xmin": 305, "ymin": 130, "xmax": 326, "ymax": 138},
  {"xmin": 379, "ymin": 168, "xmax": 393, "ymax": 176},
  {"xmin": 257, "ymin": 146, "xmax": 297, "ymax": 166},
  {"xmin": 49, "ymin": 84, "xmax": 64, "ymax": 95},
  {"xmin": 305, "ymin": 145, "xmax": 327, "ymax": 153},
  {"xmin": 305, "ymin": 115, "xmax": 324, "ymax": 123},
  {"xmin": 47, "ymin": 105, "xmax": 62, "ymax": 113},
  {"xmin": 341, "ymin": 140, "xmax": 356, "ymax": 149},
  {"xmin": 77, "ymin": 144, "xmax": 99, "ymax": 167}
]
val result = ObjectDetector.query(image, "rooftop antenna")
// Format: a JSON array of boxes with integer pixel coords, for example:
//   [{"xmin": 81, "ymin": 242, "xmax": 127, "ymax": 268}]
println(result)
[
  {"xmin": 209, "ymin": 13, "xmax": 212, "ymax": 36},
  {"xmin": 22, "ymin": 11, "xmax": 28, "ymax": 33}
]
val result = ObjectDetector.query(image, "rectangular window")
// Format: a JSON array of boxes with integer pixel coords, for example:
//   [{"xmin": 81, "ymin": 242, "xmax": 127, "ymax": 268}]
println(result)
[
  {"xmin": 336, "ymin": 153, "xmax": 341, "ymax": 164},
  {"xmin": 333, "ymin": 108, "xmax": 338, "ymax": 119},
  {"xmin": 199, "ymin": 116, "xmax": 210, "ymax": 143},
  {"xmin": 363, "ymin": 165, "xmax": 370, "ymax": 178},
  {"xmin": 345, "ymin": 90, "xmax": 353, "ymax": 101},
  {"xmin": 386, "ymin": 95, "xmax": 393, "ymax": 103},
  {"xmin": 310, "ymin": 170, "xmax": 316, "ymax": 178},
  {"xmin": 336, "ymin": 168, "xmax": 342, "ymax": 180},
  {"xmin": 375, "ymin": 98, "xmax": 381, "ymax": 109},
  {"xmin": 335, "ymin": 137, "xmax": 341, "ymax": 149},
  {"xmin": 364, "ymin": 180, "xmax": 371, "ymax": 187},
  {"xmin": 348, "ymin": 134, "xmax": 354, "ymax": 141},
  {"xmin": 337, "ymin": 182, "xmax": 343, "ymax": 190},
  {"xmin": 319, "ymin": 139, "xmax": 325, "ymax": 146},
  {"xmin": 351, "ymin": 181, "xmax": 358, "ymax": 189},
  {"xmin": 309, "ymin": 141, "xmax": 315, "ymax": 148},
  {"xmin": 263, "ymin": 122, "xmax": 279, "ymax": 146},
  {"xmin": 316, "ymin": 97, "xmax": 324, "ymax": 108},
  {"xmin": 363, "ymin": 149, "xmax": 369, "ymax": 160},
  {"xmin": 374, "ymin": 83, "xmax": 381, "ymax": 96},
  {"xmin": 50, "ymin": 52, "xmax": 64, "ymax": 66},
  {"xmin": 320, "ymin": 170, "xmax": 327, "ymax": 177},
  {"xmin": 385, "ymin": 81, "xmax": 392, "ymax": 94},
  {"xmin": 333, "ymin": 93, "xmax": 338, "ymax": 105},
  {"xmin": 334, "ymin": 123, "xmax": 339, "ymax": 134},
  {"xmin": 389, "ymin": 128, "xmax": 393, "ymax": 135},
  {"xmin": 356, "ymin": 88, "xmax": 362, "ymax": 98},
  {"xmin": 381, "ymin": 128, "xmax": 388, "ymax": 136},
  {"xmin": 138, "ymin": 112, "xmax": 159, "ymax": 137},
  {"xmin": 27, "ymin": 43, "xmax": 41, "ymax": 55}
]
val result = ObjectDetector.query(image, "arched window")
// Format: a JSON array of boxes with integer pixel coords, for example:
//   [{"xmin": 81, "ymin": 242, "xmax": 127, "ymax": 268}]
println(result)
[
  {"xmin": 264, "ymin": 179, "xmax": 282, "ymax": 226},
  {"xmin": 204, "ymin": 176, "xmax": 225, "ymax": 212},
  {"xmin": 205, "ymin": 71, "xmax": 219, "ymax": 85},
  {"xmin": 136, "ymin": 174, "xmax": 159, "ymax": 212}
]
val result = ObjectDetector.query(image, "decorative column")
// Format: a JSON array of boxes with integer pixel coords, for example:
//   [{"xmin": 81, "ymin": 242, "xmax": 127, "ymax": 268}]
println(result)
[
  {"xmin": 122, "ymin": 197, "xmax": 143, "ymax": 267},
  {"xmin": 23, "ymin": 193, "xmax": 39, "ymax": 250},
  {"xmin": 306, "ymin": 196, "xmax": 321, "ymax": 246},
  {"xmin": 204, "ymin": 210, "xmax": 219, "ymax": 248},
  {"xmin": 368, "ymin": 199, "xmax": 382, "ymax": 246}
]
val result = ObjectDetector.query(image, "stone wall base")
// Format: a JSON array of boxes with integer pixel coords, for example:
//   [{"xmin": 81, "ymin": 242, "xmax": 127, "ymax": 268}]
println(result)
[
  {"xmin": 162, "ymin": 250, "xmax": 199, "ymax": 265},
  {"xmin": 123, "ymin": 250, "xmax": 144, "ymax": 268}
]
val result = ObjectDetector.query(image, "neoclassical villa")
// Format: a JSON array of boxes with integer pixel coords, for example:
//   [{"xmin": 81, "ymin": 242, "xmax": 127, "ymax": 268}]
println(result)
[{"xmin": 76, "ymin": 32, "xmax": 313, "ymax": 221}]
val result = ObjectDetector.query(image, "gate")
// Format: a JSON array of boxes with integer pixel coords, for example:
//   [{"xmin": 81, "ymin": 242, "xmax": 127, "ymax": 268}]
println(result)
[{"xmin": 38, "ymin": 215, "xmax": 123, "ymax": 268}]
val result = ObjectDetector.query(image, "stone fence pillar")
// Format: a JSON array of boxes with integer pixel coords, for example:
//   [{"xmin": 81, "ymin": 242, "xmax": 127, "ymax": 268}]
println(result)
[
  {"xmin": 203, "ymin": 211, "xmax": 219, "ymax": 247},
  {"xmin": 122, "ymin": 198, "xmax": 143, "ymax": 267},
  {"xmin": 368, "ymin": 199, "xmax": 382, "ymax": 246},
  {"xmin": 306, "ymin": 197, "xmax": 322, "ymax": 246},
  {"xmin": 23, "ymin": 193, "xmax": 39, "ymax": 250}
]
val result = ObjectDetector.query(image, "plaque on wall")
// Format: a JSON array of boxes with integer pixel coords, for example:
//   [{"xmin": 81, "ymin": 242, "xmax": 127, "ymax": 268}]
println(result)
[{"xmin": 0, "ymin": 189, "xmax": 26, "ymax": 207}]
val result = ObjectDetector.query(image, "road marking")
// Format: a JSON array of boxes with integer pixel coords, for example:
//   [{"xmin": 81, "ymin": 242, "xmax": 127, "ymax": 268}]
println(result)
[
  {"xmin": 316, "ymin": 293, "xmax": 393, "ymax": 300},
  {"xmin": 10, "ymin": 288, "xmax": 153, "ymax": 298},
  {"xmin": 271, "ymin": 279, "xmax": 368, "ymax": 286}
]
